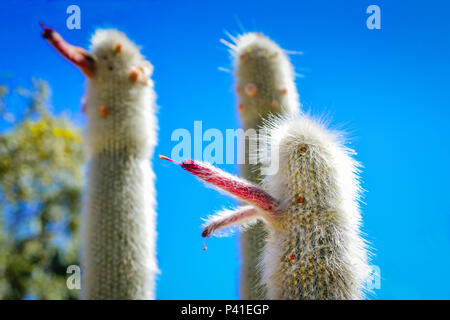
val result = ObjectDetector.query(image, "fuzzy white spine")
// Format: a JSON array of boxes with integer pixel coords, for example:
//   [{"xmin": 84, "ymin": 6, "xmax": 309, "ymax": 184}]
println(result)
[{"xmin": 81, "ymin": 30, "xmax": 158, "ymax": 299}]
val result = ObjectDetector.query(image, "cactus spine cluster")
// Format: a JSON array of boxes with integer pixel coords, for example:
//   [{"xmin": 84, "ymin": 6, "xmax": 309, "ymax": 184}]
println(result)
[
  {"xmin": 230, "ymin": 33, "xmax": 300, "ymax": 299},
  {"xmin": 81, "ymin": 30, "xmax": 158, "ymax": 299}
]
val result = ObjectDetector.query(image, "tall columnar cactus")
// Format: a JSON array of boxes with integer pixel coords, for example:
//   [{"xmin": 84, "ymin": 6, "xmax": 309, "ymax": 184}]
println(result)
[
  {"xmin": 165, "ymin": 114, "xmax": 370, "ymax": 299},
  {"xmin": 42, "ymin": 25, "xmax": 158, "ymax": 299},
  {"xmin": 227, "ymin": 33, "xmax": 300, "ymax": 299}
]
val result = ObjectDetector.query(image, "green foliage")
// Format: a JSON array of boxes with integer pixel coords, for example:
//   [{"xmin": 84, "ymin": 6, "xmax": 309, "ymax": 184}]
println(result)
[{"xmin": 0, "ymin": 80, "xmax": 83, "ymax": 299}]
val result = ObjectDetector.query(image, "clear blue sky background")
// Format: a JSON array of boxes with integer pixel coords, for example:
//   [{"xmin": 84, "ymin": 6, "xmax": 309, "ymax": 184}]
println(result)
[{"xmin": 1, "ymin": 0, "xmax": 449, "ymax": 299}]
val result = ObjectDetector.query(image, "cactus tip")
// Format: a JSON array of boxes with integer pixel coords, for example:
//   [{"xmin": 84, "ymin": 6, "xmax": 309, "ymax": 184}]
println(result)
[
  {"xmin": 159, "ymin": 154, "xmax": 181, "ymax": 165},
  {"xmin": 40, "ymin": 22, "xmax": 48, "ymax": 31},
  {"xmin": 40, "ymin": 22, "xmax": 54, "ymax": 41}
]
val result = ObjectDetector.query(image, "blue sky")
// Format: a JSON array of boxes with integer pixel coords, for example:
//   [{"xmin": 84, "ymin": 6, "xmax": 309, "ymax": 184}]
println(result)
[{"xmin": 1, "ymin": 0, "xmax": 450, "ymax": 299}]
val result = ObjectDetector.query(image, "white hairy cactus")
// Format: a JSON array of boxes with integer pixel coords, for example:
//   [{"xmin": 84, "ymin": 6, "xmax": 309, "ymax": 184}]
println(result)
[
  {"xmin": 258, "ymin": 115, "xmax": 369, "ymax": 299},
  {"xmin": 225, "ymin": 32, "xmax": 300, "ymax": 299},
  {"xmin": 176, "ymin": 114, "xmax": 370, "ymax": 299},
  {"xmin": 42, "ymin": 25, "xmax": 158, "ymax": 299}
]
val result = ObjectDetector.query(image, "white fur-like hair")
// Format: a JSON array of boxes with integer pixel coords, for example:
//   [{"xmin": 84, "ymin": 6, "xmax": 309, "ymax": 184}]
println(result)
[
  {"xmin": 259, "ymin": 115, "xmax": 370, "ymax": 299},
  {"xmin": 85, "ymin": 29, "xmax": 156, "ymax": 158},
  {"xmin": 81, "ymin": 29, "xmax": 158, "ymax": 299}
]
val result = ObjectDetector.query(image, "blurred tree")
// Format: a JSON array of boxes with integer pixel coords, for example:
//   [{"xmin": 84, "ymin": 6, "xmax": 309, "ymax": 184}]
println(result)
[{"xmin": 0, "ymin": 80, "xmax": 83, "ymax": 299}]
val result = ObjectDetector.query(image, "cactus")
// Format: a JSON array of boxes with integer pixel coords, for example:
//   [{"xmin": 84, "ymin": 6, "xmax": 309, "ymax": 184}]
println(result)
[
  {"xmin": 258, "ymin": 116, "xmax": 370, "ymax": 299},
  {"xmin": 226, "ymin": 32, "xmax": 300, "ymax": 299},
  {"xmin": 165, "ymin": 114, "xmax": 370, "ymax": 299},
  {"xmin": 42, "ymin": 25, "xmax": 158, "ymax": 299}
]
